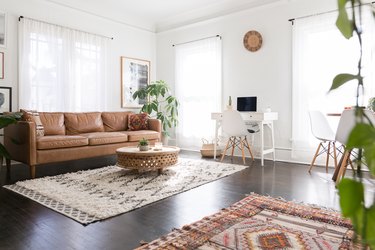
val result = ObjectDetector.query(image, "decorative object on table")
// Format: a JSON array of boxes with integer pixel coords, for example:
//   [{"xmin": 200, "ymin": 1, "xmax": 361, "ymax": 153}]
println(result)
[
  {"xmin": 132, "ymin": 80, "xmax": 179, "ymax": 142},
  {"xmin": 138, "ymin": 138, "xmax": 149, "ymax": 151},
  {"xmin": 4, "ymin": 158, "xmax": 247, "ymax": 225},
  {"xmin": 136, "ymin": 193, "xmax": 353, "ymax": 250},
  {"xmin": 0, "ymin": 52, "xmax": 4, "ymax": 79},
  {"xmin": 243, "ymin": 30, "xmax": 263, "ymax": 52},
  {"xmin": 200, "ymin": 138, "xmax": 221, "ymax": 158},
  {"xmin": 368, "ymin": 97, "xmax": 375, "ymax": 112},
  {"xmin": 330, "ymin": 1, "xmax": 375, "ymax": 248},
  {"xmin": 226, "ymin": 96, "xmax": 233, "ymax": 110},
  {"xmin": 121, "ymin": 56, "xmax": 150, "ymax": 108},
  {"xmin": 0, "ymin": 86, "xmax": 11, "ymax": 113},
  {"xmin": 0, "ymin": 12, "xmax": 6, "ymax": 48},
  {"xmin": 154, "ymin": 142, "xmax": 163, "ymax": 151}
]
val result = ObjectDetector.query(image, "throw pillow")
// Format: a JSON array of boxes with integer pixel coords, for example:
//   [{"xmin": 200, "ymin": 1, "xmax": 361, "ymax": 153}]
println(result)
[
  {"xmin": 21, "ymin": 109, "xmax": 45, "ymax": 137},
  {"xmin": 128, "ymin": 113, "xmax": 149, "ymax": 131}
]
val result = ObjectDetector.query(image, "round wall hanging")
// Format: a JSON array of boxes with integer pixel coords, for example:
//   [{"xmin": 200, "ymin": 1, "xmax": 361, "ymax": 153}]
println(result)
[{"xmin": 243, "ymin": 30, "xmax": 263, "ymax": 52}]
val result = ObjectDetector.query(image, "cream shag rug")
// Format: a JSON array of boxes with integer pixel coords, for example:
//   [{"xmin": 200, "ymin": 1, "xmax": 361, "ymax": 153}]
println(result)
[{"xmin": 4, "ymin": 158, "xmax": 247, "ymax": 225}]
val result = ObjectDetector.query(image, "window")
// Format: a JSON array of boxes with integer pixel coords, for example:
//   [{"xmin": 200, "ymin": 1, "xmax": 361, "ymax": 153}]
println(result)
[
  {"xmin": 175, "ymin": 37, "xmax": 222, "ymax": 150},
  {"xmin": 291, "ymin": 6, "xmax": 375, "ymax": 159},
  {"xmin": 19, "ymin": 18, "xmax": 109, "ymax": 111}
]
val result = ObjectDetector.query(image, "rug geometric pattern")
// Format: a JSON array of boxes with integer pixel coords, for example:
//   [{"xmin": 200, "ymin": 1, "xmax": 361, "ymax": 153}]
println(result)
[
  {"xmin": 4, "ymin": 158, "xmax": 247, "ymax": 225},
  {"xmin": 137, "ymin": 193, "xmax": 354, "ymax": 249}
]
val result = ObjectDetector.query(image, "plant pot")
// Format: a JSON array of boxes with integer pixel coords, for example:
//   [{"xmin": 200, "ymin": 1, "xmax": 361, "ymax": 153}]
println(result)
[
  {"xmin": 161, "ymin": 134, "xmax": 169, "ymax": 146},
  {"xmin": 139, "ymin": 145, "xmax": 149, "ymax": 151}
]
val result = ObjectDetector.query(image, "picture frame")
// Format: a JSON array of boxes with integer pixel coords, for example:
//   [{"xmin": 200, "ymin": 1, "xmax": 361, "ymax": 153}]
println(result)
[
  {"xmin": 0, "ymin": 86, "xmax": 12, "ymax": 114},
  {"xmin": 0, "ymin": 11, "xmax": 6, "ymax": 48},
  {"xmin": 0, "ymin": 52, "xmax": 4, "ymax": 79},
  {"xmin": 121, "ymin": 56, "xmax": 150, "ymax": 108}
]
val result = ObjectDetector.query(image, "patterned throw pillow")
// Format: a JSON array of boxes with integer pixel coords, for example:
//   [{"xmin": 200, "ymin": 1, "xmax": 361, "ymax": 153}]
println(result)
[
  {"xmin": 21, "ymin": 109, "xmax": 45, "ymax": 137},
  {"xmin": 128, "ymin": 113, "xmax": 149, "ymax": 131}
]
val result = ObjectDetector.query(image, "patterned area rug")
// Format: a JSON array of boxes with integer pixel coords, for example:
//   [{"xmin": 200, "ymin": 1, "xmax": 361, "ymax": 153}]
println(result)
[
  {"xmin": 4, "ymin": 158, "xmax": 247, "ymax": 225},
  {"xmin": 137, "ymin": 193, "xmax": 354, "ymax": 249}
]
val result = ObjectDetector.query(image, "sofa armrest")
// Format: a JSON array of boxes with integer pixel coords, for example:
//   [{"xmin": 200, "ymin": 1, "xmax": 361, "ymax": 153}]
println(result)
[
  {"xmin": 148, "ymin": 118, "xmax": 162, "ymax": 139},
  {"xmin": 4, "ymin": 121, "xmax": 37, "ymax": 165}
]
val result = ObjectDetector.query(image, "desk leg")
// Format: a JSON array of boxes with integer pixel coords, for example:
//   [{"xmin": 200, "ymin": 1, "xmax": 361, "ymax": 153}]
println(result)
[
  {"xmin": 260, "ymin": 122, "xmax": 264, "ymax": 166},
  {"xmin": 214, "ymin": 120, "xmax": 219, "ymax": 159},
  {"xmin": 271, "ymin": 121, "xmax": 275, "ymax": 162}
]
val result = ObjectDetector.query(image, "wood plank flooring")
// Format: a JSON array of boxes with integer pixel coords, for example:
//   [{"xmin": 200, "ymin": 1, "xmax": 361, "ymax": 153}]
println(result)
[{"xmin": 0, "ymin": 151, "xmax": 372, "ymax": 250}]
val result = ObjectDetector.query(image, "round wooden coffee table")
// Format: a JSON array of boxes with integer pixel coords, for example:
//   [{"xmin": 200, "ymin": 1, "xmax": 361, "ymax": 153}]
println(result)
[{"xmin": 116, "ymin": 146, "xmax": 180, "ymax": 174}]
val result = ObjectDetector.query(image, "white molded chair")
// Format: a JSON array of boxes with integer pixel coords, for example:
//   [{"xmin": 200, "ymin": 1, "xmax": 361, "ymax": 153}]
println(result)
[
  {"xmin": 308, "ymin": 111, "xmax": 338, "ymax": 173},
  {"xmin": 220, "ymin": 109, "xmax": 254, "ymax": 164},
  {"xmin": 334, "ymin": 109, "xmax": 375, "ymax": 184}
]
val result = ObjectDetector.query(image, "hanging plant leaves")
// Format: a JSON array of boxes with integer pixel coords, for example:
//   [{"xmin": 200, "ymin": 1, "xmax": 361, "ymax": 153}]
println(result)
[{"xmin": 336, "ymin": 0, "xmax": 354, "ymax": 39}]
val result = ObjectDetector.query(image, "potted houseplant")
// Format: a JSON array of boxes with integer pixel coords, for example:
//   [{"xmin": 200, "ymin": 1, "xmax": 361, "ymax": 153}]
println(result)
[
  {"xmin": 0, "ymin": 112, "xmax": 22, "ymax": 160},
  {"xmin": 138, "ymin": 138, "xmax": 149, "ymax": 151},
  {"xmin": 332, "ymin": 0, "xmax": 375, "ymax": 248},
  {"xmin": 132, "ymin": 80, "xmax": 179, "ymax": 145}
]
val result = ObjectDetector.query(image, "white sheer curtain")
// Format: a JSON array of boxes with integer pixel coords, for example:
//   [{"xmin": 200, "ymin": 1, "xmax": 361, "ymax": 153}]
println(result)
[
  {"xmin": 292, "ymin": 6, "xmax": 375, "ymax": 159},
  {"xmin": 175, "ymin": 37, "xmax": 222, "ymax": 150},
  {"xmin": 19, "ymin": 18, "xmax": 109, "ymax": 112}
]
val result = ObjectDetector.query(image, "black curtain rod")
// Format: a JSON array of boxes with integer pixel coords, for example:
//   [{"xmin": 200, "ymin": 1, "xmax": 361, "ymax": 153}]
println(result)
[
  {"xmin": 172, "ymin": 35, "xmax": 221, "ymax": 47},
  {"xmin": 288, "ymin": 1, "xmax": 375, "ymax": 24},
  {"xmin": 18, "ymin": 16, "xmax": 114, "ymax": 40}
]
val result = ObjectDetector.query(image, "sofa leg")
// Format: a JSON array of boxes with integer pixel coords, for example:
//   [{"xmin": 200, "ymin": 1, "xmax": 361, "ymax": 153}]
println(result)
[
  {"xmin": 6, "ymin": 158, "xmax": 11, "ymax": 179},
  {"xmin": 30, "ymin": 165, "xmax": 36, "ymax": 179}
]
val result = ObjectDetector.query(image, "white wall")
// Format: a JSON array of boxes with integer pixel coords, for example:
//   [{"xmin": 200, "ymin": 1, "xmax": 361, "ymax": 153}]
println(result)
[
  {"xmin": 0, "ymin": 0, "xmax": 156, "ymax": 112},
  {"xmin": 156, "ymin": 0, "xmax": 338, "ymax": 164}
]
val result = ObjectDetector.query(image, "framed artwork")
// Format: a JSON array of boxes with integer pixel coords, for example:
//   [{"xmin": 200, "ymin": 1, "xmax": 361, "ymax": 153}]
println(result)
[
  {"xmin": 0, "ymin": 86, "xmax": 11, "ymax": 113},
  {"xmin": 121, "ymin": 56, "xmax": 150, "ymax": 108},
  {"xmin": 0, "ymin": 12, "xmax": 6, "ymax": 48},
  {"xmin": 0, "ymin": 52, "xmax": 3, "ymax": 79}
]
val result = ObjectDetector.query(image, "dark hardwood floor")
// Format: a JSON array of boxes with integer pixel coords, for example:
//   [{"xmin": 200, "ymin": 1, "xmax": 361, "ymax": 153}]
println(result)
[{"xmin": 0, "ymin": 152, "xmax": 373, "ymax": 250}]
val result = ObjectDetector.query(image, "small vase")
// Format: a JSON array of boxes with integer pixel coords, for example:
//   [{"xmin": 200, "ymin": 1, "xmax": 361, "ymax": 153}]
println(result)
[
  {"xmin": 139, "ymin": 145, "xmax": 149, "ymax": 151},
  {"xmin": 226, "ymin": 105, "xmax": 233, "ymax": 110}
]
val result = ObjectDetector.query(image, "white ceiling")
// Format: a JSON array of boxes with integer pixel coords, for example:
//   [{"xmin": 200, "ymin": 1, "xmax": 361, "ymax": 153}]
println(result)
[{"xmin": 45, "ymin": 0, "xmax": 284, "ymax": 32}]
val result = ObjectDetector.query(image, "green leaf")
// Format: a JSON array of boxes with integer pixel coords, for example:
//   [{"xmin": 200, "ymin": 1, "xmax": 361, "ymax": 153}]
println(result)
[
  {"xmin": 330, "ymin": 74, "xmax": 360, "ymax": 91},
  {"xmin": 364, "ymin": 144, "xmax": 375, "ymax": 176},
  {"xmin": 338, "ymin": 178, "xmax": 364, "ymax": 217},
  {"xmin": 366, "ymin": 205, "xmax": 375, "ymax": 248},
  {"xmin": 346, "ymin": 123, "xmax": 375, "ymax": 149},
  {"xmin": 0, "ymin": 143, "xmax": 11, "ymax": 159},
  {"xmin": 336, "ymin": 0, "xmax": 354, "ymax": 39}
]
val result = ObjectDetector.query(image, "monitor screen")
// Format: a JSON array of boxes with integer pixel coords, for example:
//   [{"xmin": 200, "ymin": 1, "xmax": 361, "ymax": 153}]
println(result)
[{"xmin": 237, "ymin": 96, "xmax": 257, "ymax": 112}]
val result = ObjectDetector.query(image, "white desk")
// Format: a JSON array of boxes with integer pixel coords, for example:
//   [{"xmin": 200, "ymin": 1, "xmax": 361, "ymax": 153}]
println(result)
[{"xmin": 211, "ymin": 112, "xmax": 278, "ymax": 166}]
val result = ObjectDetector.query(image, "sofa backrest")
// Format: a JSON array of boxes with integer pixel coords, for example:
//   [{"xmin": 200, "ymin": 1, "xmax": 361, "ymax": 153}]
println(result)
[
  {"xmin": 64, "ymin": 112, "xmax": 104, "ymax": 135},
  {"xmin": 101, "ymin": 111, "xmax": 133, "ymax": 132},
  {"xmin": 39, "ymin": 112, "xmax": 66, "ymax": 135}
]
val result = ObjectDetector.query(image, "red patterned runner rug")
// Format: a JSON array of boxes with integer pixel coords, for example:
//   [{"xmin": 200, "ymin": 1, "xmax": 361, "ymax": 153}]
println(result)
[{"xmin": 137, "ymin": 193, "xmax": 354, "ymax": 249}]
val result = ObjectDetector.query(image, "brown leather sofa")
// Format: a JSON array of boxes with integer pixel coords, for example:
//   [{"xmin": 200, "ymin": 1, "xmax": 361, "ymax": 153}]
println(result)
[{"xmin": 4, "ymin": 111, "xmax": 161, "ymax": 178}]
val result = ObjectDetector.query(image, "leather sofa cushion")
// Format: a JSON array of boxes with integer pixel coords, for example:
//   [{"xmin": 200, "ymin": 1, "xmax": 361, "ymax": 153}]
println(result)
[
  {"xmin": 79, "ymin": 132, "xmax": 128, "ymax": 146},
  {"xmin": 37, "ymin": 135, "xmax": 88, "ymax": 150},
  {"xmin": 39, "ymin": 112, "xmax": 65, "ymax": 135},
  {"xmin": 65, "ymin": 112, "xmax": 104, "ymax": 135},
  {"xmin": 121, "ymin": 130, "xmax": 160, "ymax": 142},
  {"xmin": 102, "ymin": 112, "xmax": 132, "ymax": 132}
]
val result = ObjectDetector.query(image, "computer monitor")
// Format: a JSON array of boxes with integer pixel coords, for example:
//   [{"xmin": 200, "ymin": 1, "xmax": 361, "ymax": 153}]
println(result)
[{"xmin": 237, "ymin": 96, "xmax": 257, "ymax": 112}]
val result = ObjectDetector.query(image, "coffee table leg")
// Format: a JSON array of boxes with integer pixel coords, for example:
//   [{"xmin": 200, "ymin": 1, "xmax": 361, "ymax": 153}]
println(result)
[{"xmin": 158, "ymin": 168, "xmax": 163, "ymax": 175}]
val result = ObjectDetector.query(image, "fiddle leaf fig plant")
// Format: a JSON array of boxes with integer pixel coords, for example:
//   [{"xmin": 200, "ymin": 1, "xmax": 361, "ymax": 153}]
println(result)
[
  {"xmin": 132, "ymin": 80, "xmax": 179, "ymax": 137},
  {"xmin": 331, "ymin": 0, "xmax": 375, "ymax": 248},
  {"xmin": 0, "ymin": 112, "xmax": 22, "ymax": 159}
]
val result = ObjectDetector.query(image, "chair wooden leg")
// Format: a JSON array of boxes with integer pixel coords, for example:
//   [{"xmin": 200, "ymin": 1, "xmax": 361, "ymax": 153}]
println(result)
[
  {"xmin": 244, "ymin": 137, "xmax": 254, "ymax": 161},
  {"xmin": 333, "ymin": 142, "xmax": 338, "ymax": 170},
  {"xmin": 308, "ymin": 143, "xmax": 322, "ymax": 173},
  {"xmin": 231, "ymin": 137, "xmax": 236, "ymax": 158},
  {"xmin": 325, "ymin": 142, "xmax": 331, "ymax": 173},
  {"xmin": 29, "ymin": 165, "xmax": 36, "ymax": 179},
  {"xmin": 240, "ymin": 137, "xmax": 246, "ymax": 165},
  {"xmin": 6, "ymin": 158, "xmax": 11, "ymax": 177},
  {"xmin": 221, "ymin": 139, "xmax": 231, "ymax": 162},
  {"xmin": 336, "ymin": 150, "xmax": 350, "ymax": 185}
]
